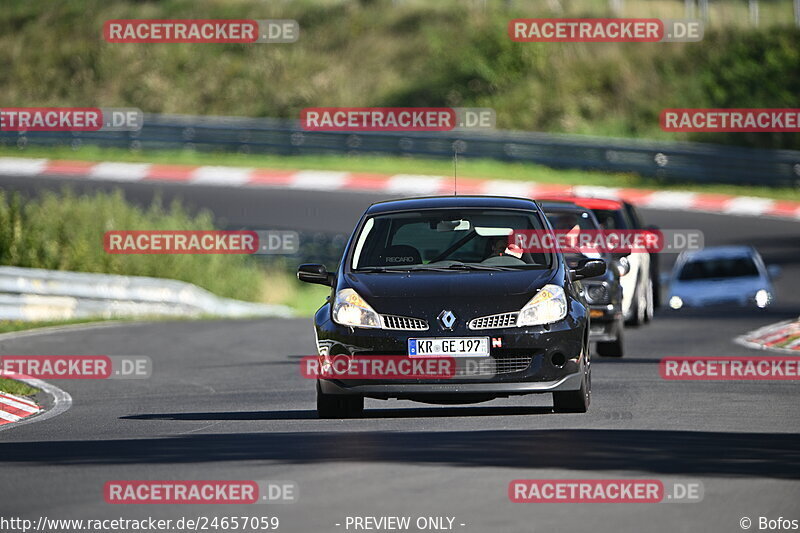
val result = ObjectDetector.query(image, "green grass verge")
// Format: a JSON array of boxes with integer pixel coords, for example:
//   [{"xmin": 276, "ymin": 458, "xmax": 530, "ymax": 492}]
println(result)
[
  {"xmin": 0, "ymin": 378, "xmax": 39, "ymax": 397},
  {"xmin": 261, "ymin": 269, "xmax": 329, "ymax": 318},
  {"xmin": 0, "ymin": 187, "xmax": 267, "ymax": 302},
  {"xmin": 0, "ymin": 318, "xmax": 116, "ymax": 335},
  {"xmin": 3, "ymin": 145, "xmax": 798, "ymax": 202}
]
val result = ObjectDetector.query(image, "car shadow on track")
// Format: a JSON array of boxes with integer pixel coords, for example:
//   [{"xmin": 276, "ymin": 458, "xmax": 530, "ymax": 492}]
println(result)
[
  {"xmin": 1, "ymin": 428, "xmax": 799, "ymax": 479},
  {"xmin": 121, "ymin": 405, "xmax": 554, "ymax": 421}
]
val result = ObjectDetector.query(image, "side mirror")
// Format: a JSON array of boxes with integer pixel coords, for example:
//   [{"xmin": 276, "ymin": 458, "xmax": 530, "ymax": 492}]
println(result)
[
  {"xmin": 767, "ymin": 264, "xmax": 781, "ymax": 280},
  {"xmin": 571, "ymin": 258, "xmax": 606, "ymax": 280},
  {"xmin": 297, "ymin": 264, "xmax": 334, "ymax": 286}
]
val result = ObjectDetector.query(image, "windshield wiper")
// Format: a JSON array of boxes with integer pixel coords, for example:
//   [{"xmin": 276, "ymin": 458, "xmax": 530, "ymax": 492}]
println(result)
[
  {"xmin": 356, "ymin": 267, "xmax": 410, "ymax": 273},
  {"xmin": 444, "ymin": 263, "xmax": 517, "ymax": 271}
]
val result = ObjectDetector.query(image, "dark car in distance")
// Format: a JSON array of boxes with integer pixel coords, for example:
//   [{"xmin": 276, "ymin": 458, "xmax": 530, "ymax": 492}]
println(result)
[
  {"xmin": 539, "ymin": 195, "xmax": 656, "ymax": 326},
  {"xmin": 298, "ymin": 196, "xmax": 606, "ymax": 418},
  {"xmin": 539, "ymin": 200, "xmax": 627, "ymax": 357}
]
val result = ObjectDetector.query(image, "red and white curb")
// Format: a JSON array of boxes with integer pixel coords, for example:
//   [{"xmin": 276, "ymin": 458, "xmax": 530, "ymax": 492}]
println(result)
[
  {"xmin": 0, "ymin": 375, "xmax": 72, "ymax": 432},
  {"xmin": 0, "ymin": 324, "xmax": 79, "ymax": 432},
  {"xmin": 735, "ymin": 318, "xmax": 800, "ymax": 354},
  {"xmin": 1, "ymin": 156, "xmax": 799, "ymax": 220},
  {"xmin": 0, "ymin": 390, "xmax": 41, "ymax": 425}
]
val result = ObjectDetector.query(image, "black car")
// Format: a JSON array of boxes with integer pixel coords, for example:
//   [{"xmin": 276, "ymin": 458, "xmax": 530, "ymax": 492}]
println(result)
[
  {"xmin": 297, "ymin": 196, "xmax": 606, "ymax": 418},
  {"xmin": 539, "ymin": 201, "xmax": 627, "ymax": 357}
]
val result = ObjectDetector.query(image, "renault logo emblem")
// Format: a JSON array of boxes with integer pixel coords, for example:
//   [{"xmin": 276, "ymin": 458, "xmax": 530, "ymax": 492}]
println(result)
[{"xmin": 438, "ymin": 310, "xmax": 457, "ymax": 330}]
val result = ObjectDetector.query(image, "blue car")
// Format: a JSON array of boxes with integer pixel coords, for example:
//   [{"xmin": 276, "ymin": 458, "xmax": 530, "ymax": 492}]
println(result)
[{"xmin": 667, "ymin": 246, "xmax": 779, "ymax": 310}]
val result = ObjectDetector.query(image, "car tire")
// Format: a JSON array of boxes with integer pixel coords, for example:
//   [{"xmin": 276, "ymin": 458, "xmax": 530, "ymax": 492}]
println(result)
[
  {"xmin": 596, "ymin": 319, "xmax": 624, "ymax": 357},
  {"xmin": 316, "ymin": 382, "xmax": 364, "ymax": 419},
  {"xmin": 553, "ymin": 344, "xmax": 591, "ymax": 413}
]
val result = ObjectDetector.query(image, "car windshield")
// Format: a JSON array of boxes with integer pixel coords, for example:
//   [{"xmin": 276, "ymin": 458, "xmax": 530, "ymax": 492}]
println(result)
[
  {"xmin": 351, "ymin": 208, "xmax": 552, "ymax": 271},
  {"xmin": 544, "ymin": 208, "xmax": 604, "ymax": 265},
  {"xmin": 544, "ymin": 210, "xmax": 599, "ymax": 231},
  {"xmin": 591, "ymin": 208, "xmax": 629, "ymax": 230},
  {"xmin": 678, "ymin": 256, "xmax": 760, "ymax": 280}
]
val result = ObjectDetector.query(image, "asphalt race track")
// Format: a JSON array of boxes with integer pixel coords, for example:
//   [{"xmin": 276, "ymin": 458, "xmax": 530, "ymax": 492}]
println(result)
[{"xmin": 1, "ymin": 174, "xmax": 799, "ymax": 533}]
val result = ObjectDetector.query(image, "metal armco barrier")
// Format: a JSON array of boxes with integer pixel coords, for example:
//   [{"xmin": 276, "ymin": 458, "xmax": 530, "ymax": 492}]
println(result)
[
  {"xmin": 0, "ymin": 266, "xmax": 292, "ymax": 321},
  {"xmin": 1, "ymin": 114, "xmax": 798, "ymax": 188}
]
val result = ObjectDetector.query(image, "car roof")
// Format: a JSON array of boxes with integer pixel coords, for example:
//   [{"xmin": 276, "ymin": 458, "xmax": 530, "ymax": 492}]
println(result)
[
  {"xmin": 538, "ymin": 200, "xmax": 587, "ymax": 211},
  {"xmin": 366, "ymin": 195, "xmax": 540, "ymax": 214},
  {"xmin": 680, "ymin": 245, "xmax": 758, "ymax": 261},
  {"xmin": 536, "ymin": 195, "xmax": 624, "ymax": 210}
]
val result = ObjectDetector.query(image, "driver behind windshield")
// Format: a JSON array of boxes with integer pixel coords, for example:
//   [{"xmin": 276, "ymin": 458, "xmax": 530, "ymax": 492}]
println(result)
[
  {"xmin": 352, "ymin": 208, "xmax": 550, "ymax": 270},
  {"xmin": 484, "ymin": 237, "xmax": 525, "ymax": 264}
]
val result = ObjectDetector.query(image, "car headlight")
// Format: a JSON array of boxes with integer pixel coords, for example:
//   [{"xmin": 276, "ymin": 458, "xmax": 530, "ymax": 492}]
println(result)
[
  {"xmin": 669, "ymin": 295, "xmax": 683, "ymax": 309},
  {"xmin": 516, "ymin": 284, "xmax": 568, "ymax": 327},
  {"xmin": 584, "ymin": 282, "xmax": 610, "ymax": 305},
  {"xmin": 754, "ymin": 289, "xmax": 771, "ymax": 308},
  {"xmin": 332, "ymin": 288, "xmax": 382, "ymax": 329}
]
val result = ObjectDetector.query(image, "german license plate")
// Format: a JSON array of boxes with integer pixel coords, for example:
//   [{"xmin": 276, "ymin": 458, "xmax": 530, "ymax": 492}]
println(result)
[{"xmin": 408, "ymin": 337, "xmax": 490, "ymax": 357}]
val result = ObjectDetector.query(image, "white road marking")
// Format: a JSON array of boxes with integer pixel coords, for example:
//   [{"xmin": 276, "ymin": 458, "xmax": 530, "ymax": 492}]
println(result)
[
  {"xmin": 190, "ymin": 166, "xmax": 254, "ymax": 186},
  {"xmin": 289, "ymin": 170, "xmax": 349, "ymax": 190},
  {"xmin": 0, "ymin": 394, "xmax": 40, "ymax": 414},
  {"xmin": 89, "ymin": 162, "xmax": 151, "ymax": 181},
  {"xmin": 643, "ymin": 191, "xmax": 698, "ymax": 209},
  {"xmin": 571, "ymin": 185, "xmax": 621, "ymax": 199},
  {"xmin": 386, "ymin": 174, "xmax": 444, "ymax": 195},
  {"xmin": 723, "ymin": 196, "xmax": 775, "ymax": 216},
  {"xmin": 0, "ymin": 157, "xmax": 48, "ymax": 175},
  {"xmin": 481, "ymin": 180, "xmax": 535, "ymax": 198},
  {"xmin": 0, "ymin": 410, "xmax": 22, "ymax": 423}
]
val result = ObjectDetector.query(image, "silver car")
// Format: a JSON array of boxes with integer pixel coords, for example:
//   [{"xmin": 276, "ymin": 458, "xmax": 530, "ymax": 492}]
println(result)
[{"xmin": 667, "ymin": 246, "xmax": 779, "ymax": 310}]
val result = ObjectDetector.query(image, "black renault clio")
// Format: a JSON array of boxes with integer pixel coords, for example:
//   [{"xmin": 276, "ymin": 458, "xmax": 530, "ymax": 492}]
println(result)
[{"xmin": 298, "ymin": 196, "xmax": 605, "ymax": 418}]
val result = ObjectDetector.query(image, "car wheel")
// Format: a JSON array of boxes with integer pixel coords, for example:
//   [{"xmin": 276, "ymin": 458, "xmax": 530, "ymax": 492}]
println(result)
[
  {"xmin": 553, "ymin": 344, "xmax": 591, "ymax": 413},
  {"xmin": 316, "ymin": 381, "xmax": 364, "ymax": 419},
  {"xmin": 644, "ymin": 278, "xmax": 654, "ymax": 323},
  {"xmin": 596, "ymin": 319, "xmax": 624, "ymax": 357}
]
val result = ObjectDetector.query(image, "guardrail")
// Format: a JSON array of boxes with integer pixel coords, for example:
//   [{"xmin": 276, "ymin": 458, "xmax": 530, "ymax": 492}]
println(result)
[
  {"xmin": 0, "ymin": 266, "xmax": 292, "ymax": 321},
  {"xmin": 2, "ymin": 113, "xmax": 798, "ymax": 188}
]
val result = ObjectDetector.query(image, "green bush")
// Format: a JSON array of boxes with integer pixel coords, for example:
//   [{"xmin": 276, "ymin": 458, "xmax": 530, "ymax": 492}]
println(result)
[{"xmin": 0, "ymin": 190, "xmax": 264, "ymax": 301}]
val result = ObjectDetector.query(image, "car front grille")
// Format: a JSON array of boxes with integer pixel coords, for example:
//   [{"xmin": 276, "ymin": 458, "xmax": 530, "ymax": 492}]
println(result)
[
  {"xmin": 468, "ymin": 312, "xmax": 519, "ymax": 330},
  {"xmin": 452, "ymin": 355, "xmax": 533, "ymax": 376},
  {"xmin": 381, "ymin": 314, "xmax": 429, "ymax": 331}
]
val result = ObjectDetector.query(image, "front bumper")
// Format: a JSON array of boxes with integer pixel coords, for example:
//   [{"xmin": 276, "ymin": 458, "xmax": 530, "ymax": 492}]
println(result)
[
  {"xmin": 318, "ymin": 370, "xmax": 584, "ymax": 398},
  {"xmin": 313, "ymin": 303, "xmax": 587, "ymax": 399}
]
